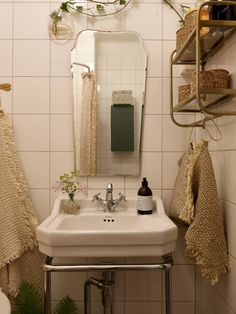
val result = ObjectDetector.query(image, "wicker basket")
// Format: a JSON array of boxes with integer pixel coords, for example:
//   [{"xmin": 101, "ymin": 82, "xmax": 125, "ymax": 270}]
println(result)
[
  {"xmin": 185, "ymin": 10, "xmax": 197, "ymax": 34},
  {"xmin": 185, "ymin": 8, "xmax": 209, "ymax": 37},
  {"xmin": 176, "ymin": 27, "xmax": 188, "ymax": 53},
  {"xmin": 211, "ymin": 69, "xmax": 229, "ymax": 88},
  {"xmin": 191, "ymin": 70, "xmax": 215, "ymax": 93},
  {"xmin": 178, "ymin": 84, "xmax": 191, "ymax": 103}
]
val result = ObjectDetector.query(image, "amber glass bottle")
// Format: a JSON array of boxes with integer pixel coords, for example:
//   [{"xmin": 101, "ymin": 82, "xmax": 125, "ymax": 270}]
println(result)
[{"xmin": 137, "ymin": 177, "xmax": 153, "ymax": 215}]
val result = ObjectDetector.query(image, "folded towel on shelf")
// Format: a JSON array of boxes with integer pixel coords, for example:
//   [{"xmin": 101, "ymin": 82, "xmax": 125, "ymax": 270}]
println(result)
[
  {"xmin": 112, "ymin": 90, "xmax": 133, "ymax": 104},
  {"xmin": 111, "ymin": 104, "xmax": 134, "ymax": 151},
  {"xmin": 0, "ymin": 110, "xmax": 44, "ymax": 297},
  {"xmin": 170, "ymin": 141, "xmax": 230, "ymax": 285}
]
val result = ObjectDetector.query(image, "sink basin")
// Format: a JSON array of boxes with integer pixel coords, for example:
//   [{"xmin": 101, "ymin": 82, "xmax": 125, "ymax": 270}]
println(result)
[{"xmin": 36, "ymin": 197, "xmax": 178, "ymax": 257}]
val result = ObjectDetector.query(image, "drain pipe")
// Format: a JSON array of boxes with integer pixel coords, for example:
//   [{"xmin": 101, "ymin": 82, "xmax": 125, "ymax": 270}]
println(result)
[
  {"xmin": 102, "ymin": 271, "xmax": 114, "ymax": 314},
  {"xmin": 84, "ymin": 272, "xmax": 115, "ymax": 314}
]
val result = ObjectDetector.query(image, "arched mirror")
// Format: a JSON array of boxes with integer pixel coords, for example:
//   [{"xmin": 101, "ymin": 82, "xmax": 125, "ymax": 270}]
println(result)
[{"xmin": 71, "ymin": 30, "xmax": 147, "ymax": 176}]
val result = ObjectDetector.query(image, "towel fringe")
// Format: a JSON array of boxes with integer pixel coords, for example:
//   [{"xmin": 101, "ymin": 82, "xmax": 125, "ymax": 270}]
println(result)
[{"xmin": 185, "ymin": 238, "xmax": 231, "ymax": 285}]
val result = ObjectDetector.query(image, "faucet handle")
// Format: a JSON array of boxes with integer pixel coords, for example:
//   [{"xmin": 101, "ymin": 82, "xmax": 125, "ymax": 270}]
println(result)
[
  {"xmin": 107, "ymin": 183, "xmax": 113, "ymax": 191},
  {"xmin": 118, "ymin": 192, "xmax": 126, "ymax": 201},
  {"xmin": 92, "ymin": 192, "xmax": 101, "ymax": 202}
]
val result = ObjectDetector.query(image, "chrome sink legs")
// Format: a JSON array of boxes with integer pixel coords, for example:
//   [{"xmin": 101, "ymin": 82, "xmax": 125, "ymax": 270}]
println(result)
[{"xmin": 43, "ymin": 254, "xmax": 173, "ymax": 314}]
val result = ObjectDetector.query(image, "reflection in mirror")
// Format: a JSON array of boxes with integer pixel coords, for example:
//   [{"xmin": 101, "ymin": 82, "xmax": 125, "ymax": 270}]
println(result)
[{"xmin": 71, "ymin": 30, "xmax": 147, "ymax": 176}]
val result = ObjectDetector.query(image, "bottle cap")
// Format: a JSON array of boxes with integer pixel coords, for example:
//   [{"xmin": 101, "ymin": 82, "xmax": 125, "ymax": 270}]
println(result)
[{"xmin": 142, "ymin": 177, "xmax": 148, "ymax": 187}]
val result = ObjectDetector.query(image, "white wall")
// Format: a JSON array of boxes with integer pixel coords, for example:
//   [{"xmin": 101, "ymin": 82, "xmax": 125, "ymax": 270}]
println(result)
[
  {"xmin": 0, "ymin": 0, "xmax": 198, "ymax": 313},
  {"xmin": 195, "ymin": 33, "xmax": 236, "ymax": 314}
]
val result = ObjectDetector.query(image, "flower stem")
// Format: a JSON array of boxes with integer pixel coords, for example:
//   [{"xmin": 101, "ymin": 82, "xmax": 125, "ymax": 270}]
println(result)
[{"xmin": 163, "ymin": 0, "xmax": 185, "ymax": 24}]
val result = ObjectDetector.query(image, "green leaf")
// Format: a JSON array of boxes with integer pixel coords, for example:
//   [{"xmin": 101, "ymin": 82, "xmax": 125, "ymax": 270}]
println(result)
[
  {"xmin": 50, "ymin": 10, "xmax": 62, "ymax": 22},
  {"xmin": 76, "ymin": 5, "xmax": 83, "ymax": 11},
  {"xmin": 53, "ymin": 295, "xmax": 78, "ymax": 314},
  {"xmin": 60, "ymin": 2, "xmax": 69, "ymax": 12},
  {"xmin": 119, "ymin": 0, "xmax": 126, "ymax": 5},
  {"xmin": 96, "ymin": 4, "xmax": 105, "ymax": 11},
  {"xmin": 13, "ymin": 281, "xmax": 43, "ymax": 314}
]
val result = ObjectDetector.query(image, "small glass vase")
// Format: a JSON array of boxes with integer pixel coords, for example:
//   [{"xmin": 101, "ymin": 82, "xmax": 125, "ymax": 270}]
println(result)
[
  {"xmin": 49, "ymin": 13, "xmax": 74, "ymax": 41},
  {"xmin": 62, "ymin": 193, "xmax": 80, "ymax": 214}
]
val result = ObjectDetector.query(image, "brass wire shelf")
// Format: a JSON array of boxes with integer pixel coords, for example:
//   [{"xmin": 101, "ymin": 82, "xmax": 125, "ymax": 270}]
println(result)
[{"xmin": 170, "ymin": 1, "xmax": 236, "ymax": 128}]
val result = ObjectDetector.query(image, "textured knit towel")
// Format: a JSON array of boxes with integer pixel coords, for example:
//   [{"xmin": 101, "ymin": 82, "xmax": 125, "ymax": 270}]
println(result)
[
  {"xmin": 79, "ymin": 71, "xmax": 97, "ymax": 176},
  {"xmin": 170, "ymin": 141, "xmax": 230, "ymax": 285},
  {"xmin": 0, "ymin": 109, "xmax": 44, "ymax": 297}
]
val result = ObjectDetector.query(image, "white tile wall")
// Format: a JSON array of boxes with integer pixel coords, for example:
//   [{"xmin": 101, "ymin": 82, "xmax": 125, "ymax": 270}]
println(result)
[{"xmin": 0, "ymin": 1, "xmax": 199, "ymax": 313}]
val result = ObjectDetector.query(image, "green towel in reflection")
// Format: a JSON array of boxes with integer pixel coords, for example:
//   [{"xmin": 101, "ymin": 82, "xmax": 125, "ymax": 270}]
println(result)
[{"xmin": 111, "ymin": 104, "xmax": 134, "ymax": 152}]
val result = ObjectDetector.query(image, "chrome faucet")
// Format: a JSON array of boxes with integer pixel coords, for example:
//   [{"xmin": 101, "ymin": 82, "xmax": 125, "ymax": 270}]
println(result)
[{"xmin": 92, "ymin": 183, "xmax": 126, "ymax": 212}]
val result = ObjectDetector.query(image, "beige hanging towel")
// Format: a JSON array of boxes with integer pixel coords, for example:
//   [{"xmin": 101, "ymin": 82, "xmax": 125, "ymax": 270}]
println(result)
[
  {"xmin": 170, "ymin": 141, "xmax": 230, "ymax": 285},
  {"xmin": 79, "ymin": 71, "xmax": 97, "ymax": 176},
  {"xmin": 0, "ymin": 110, "xmax": 44, "ymax": 297}
]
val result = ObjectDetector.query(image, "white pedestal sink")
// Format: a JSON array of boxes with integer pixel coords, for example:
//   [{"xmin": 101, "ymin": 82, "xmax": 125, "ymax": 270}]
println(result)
[{"xmin": 37, "ymin": 196, "xmax": 178, "ymax": 258}]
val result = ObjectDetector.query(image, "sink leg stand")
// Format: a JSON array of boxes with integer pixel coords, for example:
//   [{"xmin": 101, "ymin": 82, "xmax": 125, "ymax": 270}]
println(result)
[
  {"xmin": 43, "ymin": 254, "xmax": 173, "ymax": 314},
  {"xmin": 164, "ymin": 254, "xmax": 173, "ymax": 314},
  {"xmin": 44, "ymin": 256, "xmax": 53, "ymax": 314}
]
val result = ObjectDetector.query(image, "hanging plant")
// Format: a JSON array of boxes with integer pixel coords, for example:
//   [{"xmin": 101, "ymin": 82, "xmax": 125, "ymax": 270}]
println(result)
[{"xmin": 49, "ymin": 0, "xmax": 131, "ymax": 38}]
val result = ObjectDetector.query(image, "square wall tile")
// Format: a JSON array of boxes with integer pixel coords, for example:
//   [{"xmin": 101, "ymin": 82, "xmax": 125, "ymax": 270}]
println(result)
[
  {"xmin": 215, "ymin": 293, "xmax": 234, "ymax": 314},
  {"xmin": 13, "ymin": 77, "xmax": 49, "ymax": 113},
  {"xmin": 50, "ymin": 115, "xmax": 74, "ymax": 151},
  {"xmin": 215, "ymin": 151, "xmax": 236, "ymax": 204},
  {"xmin": 13, "ymin": 115, "xmax": 49, "ymax": 151},
  {"xmin": 141, "ymin": 115, "xmax": 162, "ymax": 152},
  {"xmin": 163, "ymin": 152, "xmax": 182, "ymax": 189},
  {"xmin": 0, "ymin": 76, "xmax": 12, "ymax": 113},
  {"xmin": 125, "ymin": 301, "xmax": 162, "ymax": 314},
  {"xmin": 171, "ymin": 265, "xmax": 195, "ymax": 301},
  {"xmin": 222, "ymin": 200, "xmax": 236, "ymax": 259},
  {"xmin": 125, "ymin": 152, "xmax": 162, "ymax": 189},
  {"xmin": 144, "ymin": 78, "xmax": 162, "ymax": 114},
  {"xmin": 87, "ymin": 176, "xmax": 124, "ymax": 190},
  {"xmin": 163, "ymin": 41, "xmax": 183, "ymax": 78},
  {"xmin": 163, "ymin": 115, "xmax": 196, "ymax": 151},
  {"xmin": 14, "ymin": 3, "xmax": 50, "ymax": 39},
  {"xmin": 0, "ymin": 3, "xmax": 13, "ymax": 39},
  {"xmin": 126, "ymin": 4, "xmax": 162, "ymax": 40},
  {"xmin": 125, "ymin": 270, "xmax": 162, "ymax": 301},
  {"xmin": 196, "ymin": 269, "xmax": 216, "ymax": 314},
  {"xmin": 0, "ymin": 40, "xmax": 12, "ymax": 76},
  {"xmin": 162, "ymin": 189, "xmax": 172, "ymax": 214},
  {"xmin": 50, "ymin": 152, "xmax": 75, "ymax": 186},
  {"xmin": 51, "ymin": 77, "xmax": 73, "ymax": 114},
  {"xmin": 18, "ymin": 152, "xmax": 49, "ymax": 188},
  {"xmin": 216, "ymin": 255, "xmax": 236, "ymax": 312},
  {"xmin": 216, "ymin": 116, "xmax": 236, "ymax": 150},
  {"xmin": 162, "ymin": 4, "xmax": 182, "ymax": 40},
  {"xmin": 144, "ymin": 40, "xmax": 162, "ymax": 77},
  {"xmin": 88, "ymin": 11, "xmax": 125, "ymax": 31},
  {"xmin": 51, "ymin": 40, "xmax": 78, "ymax": 77},
  {"xmin": 13, "ymin": 40, "xmax": 49, "ymax": 76},
  {"xmin": 30, "ymin": 189, "xmax": 50, "ymax": 223},
  {"xmin": 51, "ymin": 271, "xmax": 86, "ymax": 300},
  {"xmin": 172, "ymin": 301, "xmax": 195, "ymax": 314}
]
